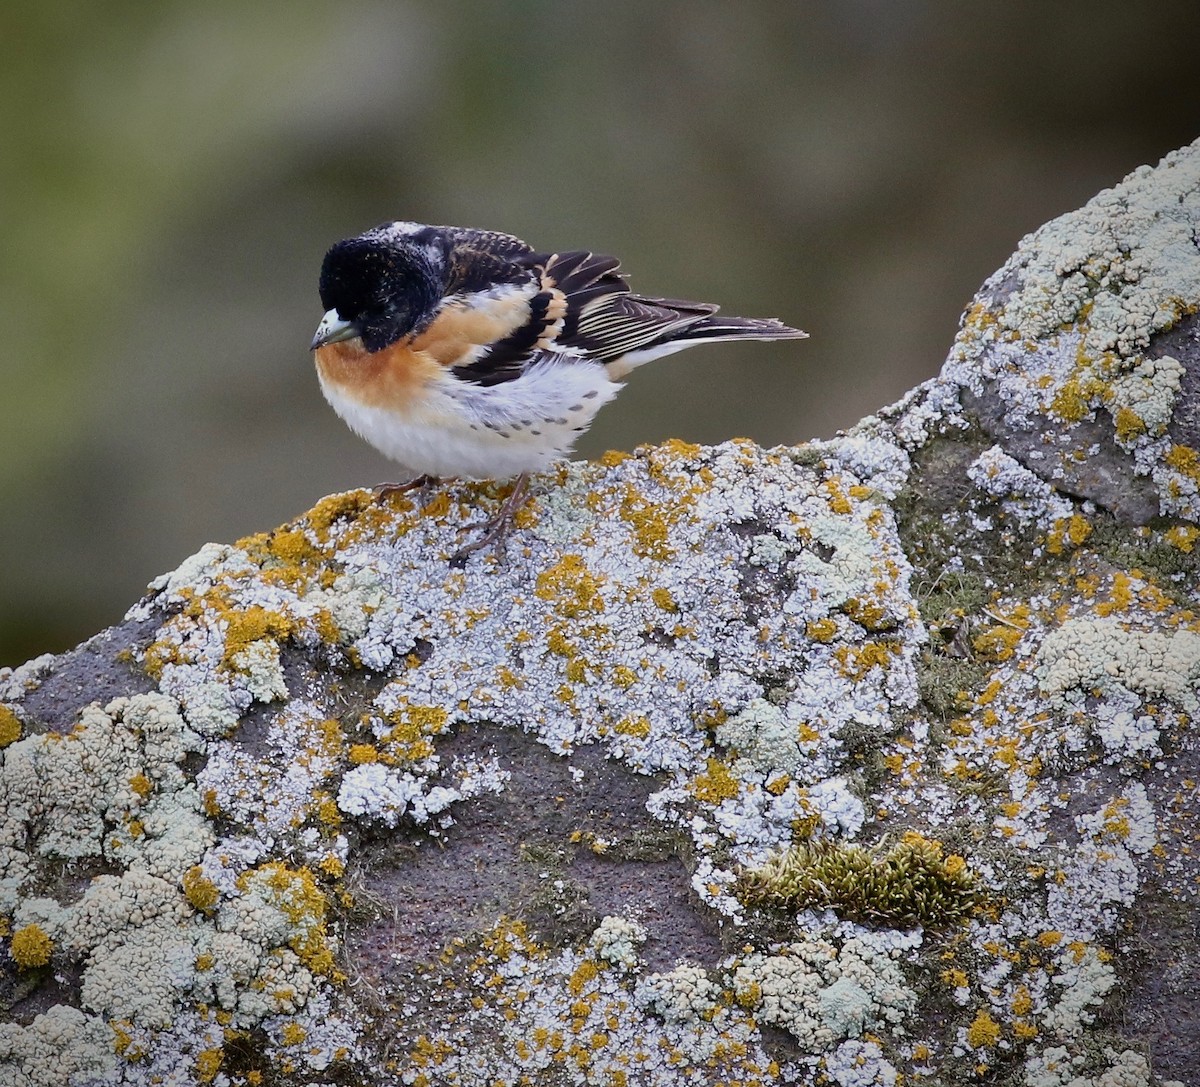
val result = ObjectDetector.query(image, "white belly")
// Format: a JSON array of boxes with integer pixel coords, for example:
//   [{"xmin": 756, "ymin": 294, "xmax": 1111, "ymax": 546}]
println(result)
[{"xmin": 318, "ymin": 355, "xmax": 622, "ymax": 480}]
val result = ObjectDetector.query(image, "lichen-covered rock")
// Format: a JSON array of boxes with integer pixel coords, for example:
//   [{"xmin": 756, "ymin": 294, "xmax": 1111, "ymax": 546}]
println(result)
[
  {"xmin": 943, "ymin": 138, "xmax": 1200, "ymax": 524},
  {"xmin": 2, "ymin": 142, "xmax": 1199, "ymax": 1085}
]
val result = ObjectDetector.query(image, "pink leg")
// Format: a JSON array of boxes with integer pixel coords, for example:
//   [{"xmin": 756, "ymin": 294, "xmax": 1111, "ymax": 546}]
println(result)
[{"xmin": 450, "ymin": 473, "xmax": 532, "ymax": 564}]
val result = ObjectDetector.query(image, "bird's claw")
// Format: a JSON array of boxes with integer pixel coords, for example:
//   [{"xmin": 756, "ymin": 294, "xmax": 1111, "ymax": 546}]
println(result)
[{"xmin": 448, "ymin": 474, "xmax": 531, "ymax": 565}]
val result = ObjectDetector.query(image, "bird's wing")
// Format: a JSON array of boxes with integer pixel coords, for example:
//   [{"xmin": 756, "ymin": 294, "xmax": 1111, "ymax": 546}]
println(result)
[{"xmin": 445, "ymin": 242, "xmax": 725, "ymax": 386}]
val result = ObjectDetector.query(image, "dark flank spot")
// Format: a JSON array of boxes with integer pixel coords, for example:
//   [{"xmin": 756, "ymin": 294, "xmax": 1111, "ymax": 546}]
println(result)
[
  {"xmin": 582, "ymin": 390, "xmax": 599, "ymax": 399},
  {"xmin": 554, "ymin": 417, "xmax": 568, "ymax": 425},
  {"xmin": 511, "ymin": 423, "xmax": 524, "ymax": 431},
  {"xmin": 521, "ymin": 419, "xmax": 534, "ymax": 427},
  {"xmin": 568, "ymin": 404, "xmax": 584, "ymax": 412},
  {"xmin": 530, "ymin": 429, "xmax": 542, "ymax": 436},
  {"xmin": 498, "ymin": 432, "xmax": 511, "ymax": 439},
  {"xmin": 469, "ymin": 423, "xmax": 480, "ymax": 431},
  {"xmin": 483, "ymin": 421, "xmax": 498, "ymax": 430}
]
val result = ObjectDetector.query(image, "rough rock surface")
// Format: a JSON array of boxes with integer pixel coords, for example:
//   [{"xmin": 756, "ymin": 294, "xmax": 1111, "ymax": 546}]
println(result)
[{"xmin": 2, "ymin": 141, "xmax": 1199, "ymax": 1087}]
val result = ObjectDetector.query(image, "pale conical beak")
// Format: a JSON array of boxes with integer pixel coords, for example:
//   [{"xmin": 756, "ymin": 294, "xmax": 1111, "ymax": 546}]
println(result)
[{"xmin": 311, "ymin": 309, "xmax": 361, "ymax": 350}]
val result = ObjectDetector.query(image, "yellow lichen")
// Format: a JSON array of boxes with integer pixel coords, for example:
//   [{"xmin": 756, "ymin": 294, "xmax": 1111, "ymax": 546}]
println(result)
[
  {"xmin": 766, "ymin": 773, "xmax": 791, "ymax": 796},
  {"xmin": 10, "ymin": 923, "xmax": 53, "ymax": 968},
  {"xmin": 536, "ymin": 555, "xmax": 606, "ymax": 617},
  {"xmin": 1165, "ymin": 525, "xmax": 1200, "ymax": 552},
  {"xmin": 129, "ymin": 773, "xmax": 153, "ymax": 800},
  {"xmin": 1047, "ymin": 514, "xmax": 1093, "ymax": 555},
  {"xmin": 182, "ymin": 867, "xmax": 221, "ymax": 912},
  {"xmin": 141, "ymin": 638, "xmax": 184, "ymax": 682},
  {"xmin": 195, "ymin": 1046, "xmax": 224, "ymax": 1083},
  {"xmin": 315, "ymin": 794, "xmax": 342, "ymax": 828},
  {"xmin": 1095, "ymin": 571, "xmax": 1135, "ymax": 617},
  {"xmin": 1109, "ymin": 405, "xmax": 1147, "ymax": 446},
  {"xmin": 651, "ymin": 587, "xmax": 678, "ymax": 612},
  {"xmin": 221, "ymin": 606, "xmax": 293, "ymax": 669},
  {"xmin": 383, "ymin": 702, "xmax": 449, "ymax": 763},
  {"xmin": 824, "ymin": 480, "xmax": 853, "ymax": 515},
  {"xmin": 690, "ymin": 757, "xmax": 741, "ymax": 804},
  {"xmin": 1165, "ymin": 443, "xmax": 1200, "ymax": 480},
  {"xmin": 1050, "ymin": 372, "xmax": 1108, "ymax": 423},
  {"xmin": 614, "ymin": 715, "xmax": 650, "ymax": 739},
  {"xmin": 568, "ymin": 959, "xmax": 600, "ymax": 997},
  {"xmin": 280, "ymin": 1022, "xmax": 308, "ymax": 1046},
  {"xmin": 0, "ymin": 704, "xmax": 21, "ymax": 748},
  {"xmin": 318, "ymin": 854, "xmax": 345, "ymax": 878},
  {"xmin": 842, "ymin": 597, "xmax": 893, "ymax": 632},
  {"xmin": 966, "ymin": 1008, "xmax": 1002, "ymax": 1048},
  {"xmin": 247, "ymin": 863, "xmax": 340, "ymax": 978},
  {"xmin": 618, "ymin": 486, "xmax": 678, "ymax": 561},
  {"xmin": 806, "ymin": 617, "xmax": 838, "ymax": 643},
  {"xmin": 835, "ymin": 641, "xmax": 897, "ymax": 679},
  {"xmin": 973, "ymin": 623, "xmax": 1024, "ymax": 661}
]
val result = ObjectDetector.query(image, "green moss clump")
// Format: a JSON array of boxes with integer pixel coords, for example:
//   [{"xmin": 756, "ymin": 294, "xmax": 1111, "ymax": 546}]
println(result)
[{"xmin": 737, "ymin": 832, "xmax": 979, "ymax": 929}]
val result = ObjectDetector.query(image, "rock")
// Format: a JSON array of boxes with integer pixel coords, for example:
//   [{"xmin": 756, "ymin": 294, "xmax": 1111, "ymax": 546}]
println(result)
[
  {"xmin": 1, "ymin": 143, "xmax": 1198, "ymax": 1087},
  {"xmin": 943, "ymin": 140, "xmax": 1200, "ymax": 524}
]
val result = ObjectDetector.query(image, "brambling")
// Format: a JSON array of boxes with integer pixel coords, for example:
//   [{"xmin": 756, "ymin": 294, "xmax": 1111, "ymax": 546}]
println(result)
[{"xmin": 311, "ymin": 221, "xmax": 806, "ymax": 558}]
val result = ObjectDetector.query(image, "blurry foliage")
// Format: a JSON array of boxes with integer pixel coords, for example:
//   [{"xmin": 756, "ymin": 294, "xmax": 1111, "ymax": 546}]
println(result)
[{"xmin": 2, "ymin": 0, "xmax": 1199, "ymax": 665}]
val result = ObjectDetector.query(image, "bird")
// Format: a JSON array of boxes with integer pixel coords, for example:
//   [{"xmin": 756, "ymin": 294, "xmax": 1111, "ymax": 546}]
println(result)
[{"xmin": 310, "ymin": 221, "xmax": 806, "ymax": 559}]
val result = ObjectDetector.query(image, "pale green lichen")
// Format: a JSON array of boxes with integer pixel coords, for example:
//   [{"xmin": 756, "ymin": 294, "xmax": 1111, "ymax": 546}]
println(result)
[
  {"xmin": 0, "ymin": 1006, "xmax": 115, "ymax": 1087},
  {"xmin": 1023, "ymin": 1046, "xmax": 1177, "ymax": 1087},
  {"xmin": 589, "ymin": 915, "xmax": 647, "ymax": 969},
  {"xmin": 1037, "ymin": 616, "xmax": 1200, "ymax": 713},
  {"xmin": 732, "ymin": 936, "xmax": 916, "ymax": 1048},
  {"xmin": 636, "ymin": 963, "xmax": 721, "ymax": 1023}
]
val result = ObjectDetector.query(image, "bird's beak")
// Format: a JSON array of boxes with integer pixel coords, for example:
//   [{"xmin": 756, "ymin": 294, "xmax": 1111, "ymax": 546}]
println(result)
[{"xmin": 311, "ymin": 309, "xmax": 361, "ymax": 350}]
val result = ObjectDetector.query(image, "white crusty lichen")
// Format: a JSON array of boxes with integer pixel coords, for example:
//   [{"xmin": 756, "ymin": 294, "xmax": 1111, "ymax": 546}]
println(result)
[
  {"xmin": 967, "ymin": 445, "xmax": 1075, "ymax": 530},
  {"xmin": 636, "ymin": 963, "xmax": 722, "ymax": 1022},
  {"xmin": 0, "ymin": 693, "xmax": 350, "ymax": 1084},
  {"xmin": 0, "ymin": 694, "xmax": 209, "ymax": 910},
  {"xmin": 1022, "ymin": 1046, "xmax": 1179, "ymax": 1087},
  {"xmin": 823, "ymin": 1039, "xmax": 899, "ymax": 1087},
  {"xmin": 1037, "ymin": 616, "xmax": 1200, "ymax": 714},
  {"xmin": 943, "ymin": 138, "xmax": 1200, "ymax": 519},
  {"xmin": 589, "ymin": 914, "xmax": 647, "ymax": 969},
  {"xmin": 1041, "ymin": 944, "xmax": 1117, "ymax": 1038},
  {"xmin": 731, "ymin": 936, "xmax": 916, "ymax": 1050},
  {"xmin": 0, "ymin": 1006, "xmax": 115, "ymax": 1087}
]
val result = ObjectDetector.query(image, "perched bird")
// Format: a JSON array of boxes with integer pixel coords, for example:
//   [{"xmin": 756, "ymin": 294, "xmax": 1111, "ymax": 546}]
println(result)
[{"xmin": 311, "ymin": 221, "xmax": 806, "ymax": 557}]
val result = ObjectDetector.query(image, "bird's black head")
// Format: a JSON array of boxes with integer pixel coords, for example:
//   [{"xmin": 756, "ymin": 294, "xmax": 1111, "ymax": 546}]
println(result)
[{"xmin": 315, "ymin": 231, "xmax": 444, "ymax": 352}]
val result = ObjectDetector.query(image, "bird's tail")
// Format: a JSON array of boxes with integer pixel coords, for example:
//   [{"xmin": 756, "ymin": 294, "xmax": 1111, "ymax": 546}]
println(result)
[
  {"xmin": 605, "ymin": 300, "xmax": 806, "ymax": 375},
  {"xmin": 674, "ymin": 312, "xmax": 808, "ymax": 343}
]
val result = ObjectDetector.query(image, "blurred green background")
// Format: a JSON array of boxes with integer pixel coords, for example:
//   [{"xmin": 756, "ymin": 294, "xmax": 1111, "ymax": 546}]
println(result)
[{"xmin": 2, "ymin": 1, "xmax": 1198, "ymax": 667}]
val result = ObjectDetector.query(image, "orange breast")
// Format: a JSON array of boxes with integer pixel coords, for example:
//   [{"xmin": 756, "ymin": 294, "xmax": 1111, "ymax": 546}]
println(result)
[
  {"xmin": 314, "ymin": 337, "xmax": 442, "ymax": 413},
  {"xmin": 314, "ymin": 286, "xmax": 533, "ymax": 411}
]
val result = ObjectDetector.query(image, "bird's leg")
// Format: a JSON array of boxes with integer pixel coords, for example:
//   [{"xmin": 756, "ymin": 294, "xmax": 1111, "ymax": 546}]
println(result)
[
  {"xmin": 373, "ymin": 475, "xmax": 441, "ymax": 502},
  {"xmin": 449, "ymin": 473, "xmax": 532, "ymax": 564}
]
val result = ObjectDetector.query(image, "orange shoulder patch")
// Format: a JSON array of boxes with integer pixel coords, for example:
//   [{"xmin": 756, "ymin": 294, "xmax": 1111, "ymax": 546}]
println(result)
[{"xmin": 412, "ymin": 286, "xmax": 533, "ymax": 366}]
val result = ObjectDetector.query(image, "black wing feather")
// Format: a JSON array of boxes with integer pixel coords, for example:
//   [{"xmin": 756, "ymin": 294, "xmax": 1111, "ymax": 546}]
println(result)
[{"xmin": 446, "ymin": 234, "xmax": 802, "ymax": 386}]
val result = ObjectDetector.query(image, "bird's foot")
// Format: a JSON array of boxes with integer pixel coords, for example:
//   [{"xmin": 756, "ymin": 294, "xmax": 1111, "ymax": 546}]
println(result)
[
  {"xmin": 449, "ymin": 473, "xmax": 531, "ymax": 566},
  {"xmin": 373, "ymin": 475, "xmax": 443, "ymax": 502}
]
